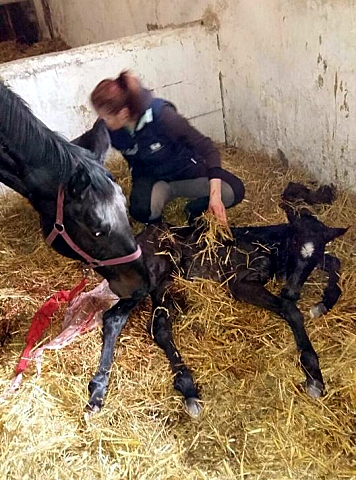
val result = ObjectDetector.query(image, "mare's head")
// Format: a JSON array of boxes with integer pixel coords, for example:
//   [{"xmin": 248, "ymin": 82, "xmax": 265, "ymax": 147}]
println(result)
[
  {"xmin": 45, "ymin": 121, "xmax": 150, "ymax": 299},
  {"xmin": 281, "ymin": 207, "xmax": 347, "ymax": 301},
  {"xmin": 0, "ymin": 80, "xmax": 149, "ymax": 299}
]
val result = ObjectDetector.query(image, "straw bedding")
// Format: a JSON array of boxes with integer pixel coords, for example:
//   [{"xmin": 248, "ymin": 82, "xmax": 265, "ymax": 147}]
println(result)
[
  {"xmin": 0, "ymin": 148, "xmax": 355, "ymax": 480},
  {"xmin": 0, "ymin": 39, "xmax": 69, "ymax": 64}
]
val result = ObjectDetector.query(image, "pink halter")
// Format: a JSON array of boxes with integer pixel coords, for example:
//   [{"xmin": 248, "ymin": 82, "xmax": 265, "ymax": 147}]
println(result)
[{"xmin": 45, "ymin": 185, "xmax": 142, "ymax": 268}]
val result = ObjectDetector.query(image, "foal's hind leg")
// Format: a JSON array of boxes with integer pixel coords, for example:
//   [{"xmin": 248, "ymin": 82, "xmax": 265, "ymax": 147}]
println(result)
[
  {"xmin": 310, "ymin": 254, "xmax": 342, "ymax": 318},
  {"xmin": 149, "ymin": 284, "xmax": 201, "ymax": 417},
  {"xmin": 229, "ymin": 280, "xmax": 324, "ymax": 398},
  {"xmin": 87, "ymin": 298, "xmax": 138, "ymax": 412}
]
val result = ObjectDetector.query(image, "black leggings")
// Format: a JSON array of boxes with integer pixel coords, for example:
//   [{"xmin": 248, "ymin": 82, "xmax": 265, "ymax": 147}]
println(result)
[{"xmin": 129, "ymin": 169, "xmax": 245, "ymax": 224}]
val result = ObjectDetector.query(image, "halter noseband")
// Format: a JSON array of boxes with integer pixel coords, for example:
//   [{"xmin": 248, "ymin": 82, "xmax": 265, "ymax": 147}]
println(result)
[{"xmin": 45, "ymin": 185, "xmax": 142, "ymax": 268}]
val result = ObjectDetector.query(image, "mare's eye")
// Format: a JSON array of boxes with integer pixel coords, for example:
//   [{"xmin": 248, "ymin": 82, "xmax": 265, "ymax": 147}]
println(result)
[{"xmin": 94, "ymin": 231, "xmax": 105, "ymax": 237}]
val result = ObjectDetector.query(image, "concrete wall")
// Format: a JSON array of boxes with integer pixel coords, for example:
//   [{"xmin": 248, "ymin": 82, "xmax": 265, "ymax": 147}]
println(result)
[
  {"xmin": 0, "ymin": 24, "xmax": 223, "ymax": 143},
  {"xmin": 39, "ymin": 0, "xmax": 222, "ymax": 48},
  {"xmin": 3, "ymin": 0, "xmax": 356, "ymax": 190},
  {"xmin": 218, "ymin": 0, "xmax": 356, "ymax": 189},
  {"xmin": 33, "ymin": 0, "xmax": 356, "ymax": 189}
]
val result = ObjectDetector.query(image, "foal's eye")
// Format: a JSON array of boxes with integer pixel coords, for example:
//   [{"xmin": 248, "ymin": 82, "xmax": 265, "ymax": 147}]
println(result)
[{"xmin": 94, "ymin": 231, "xmax": 104, "ymax": 237}]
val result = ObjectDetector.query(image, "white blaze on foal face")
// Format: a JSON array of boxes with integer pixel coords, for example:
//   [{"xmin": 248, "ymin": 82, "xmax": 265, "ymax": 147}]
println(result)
[{"xmin": 301, "ymin": 242, "xmax": 315, "ymax": 258}]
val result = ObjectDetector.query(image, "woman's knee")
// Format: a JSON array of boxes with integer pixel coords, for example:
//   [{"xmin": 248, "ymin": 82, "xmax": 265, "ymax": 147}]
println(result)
[
  {"xmin": 220, "ymin": 170, "xmax": 245, "ymax": 207},
  {"xmin": 231, "ymin": 176, "xmax": 245, "ymax": 205}
]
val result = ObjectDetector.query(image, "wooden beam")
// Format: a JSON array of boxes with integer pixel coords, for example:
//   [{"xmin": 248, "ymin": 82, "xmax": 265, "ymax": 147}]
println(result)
[
  {"xmin": 0, "ymin": 0, "xmax": 27, "ymax": 5},
  {"xmin": 3, "ymin": 4, "xmax": 16, "ymax": 39}
]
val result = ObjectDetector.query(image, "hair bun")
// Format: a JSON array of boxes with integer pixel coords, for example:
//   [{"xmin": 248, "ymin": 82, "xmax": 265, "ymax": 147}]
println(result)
[{"xmin": 116, "ymin": 71, "xmax": 129, "ymax": 91}]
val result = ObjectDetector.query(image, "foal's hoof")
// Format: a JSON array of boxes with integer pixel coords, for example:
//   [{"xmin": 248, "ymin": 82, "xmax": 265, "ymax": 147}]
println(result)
[
  {"xmin": 309, "ymin": 302, "xmax": 327, "ymax": 319},
  {"xmin": 185, "ymin": 397, "xmax": 202, "ymax": 418},
  {"xmin": 83, "ymin": 403, "xmax": 101, "ymax": 423},
  {"xmin": 85, "ymin": 402, "xmax": 101, "ymax": 414},
  {"xmin": 305, "ymin": 379, "xmax": 324, "ymax": 399}
]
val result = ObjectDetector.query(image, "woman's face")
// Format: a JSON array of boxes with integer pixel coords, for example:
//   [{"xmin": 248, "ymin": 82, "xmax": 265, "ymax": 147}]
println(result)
[{"xmin": 97, "ymin": 107, "xmax": 130, "ymax": 131}]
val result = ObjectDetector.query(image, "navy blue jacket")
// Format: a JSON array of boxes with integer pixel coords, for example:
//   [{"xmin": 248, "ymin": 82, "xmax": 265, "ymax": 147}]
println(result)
[{"xmin": 109, "ymin": 98, "xmax": 208, "ymax": 180}]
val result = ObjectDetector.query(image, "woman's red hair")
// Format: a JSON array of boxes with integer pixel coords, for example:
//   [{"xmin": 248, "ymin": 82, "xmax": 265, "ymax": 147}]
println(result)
[{"xmin": 90, "ymin": 70, "xmax": 143, "ymax": 117}]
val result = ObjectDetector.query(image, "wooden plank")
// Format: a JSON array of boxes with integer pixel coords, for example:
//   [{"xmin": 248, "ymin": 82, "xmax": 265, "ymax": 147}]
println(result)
[
  {"xmin": 3, "ymin": 4, "xmax": 16, "ymax": 40},
  {"xmin": 0, "ymin": 1, "xmax": 27, "ymax": 5}
]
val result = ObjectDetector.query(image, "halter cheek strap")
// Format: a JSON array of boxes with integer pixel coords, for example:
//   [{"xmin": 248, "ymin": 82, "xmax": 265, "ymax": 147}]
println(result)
[{"xmin": 45, "ymin": 185, "xmax": 142, "ymax": 268}]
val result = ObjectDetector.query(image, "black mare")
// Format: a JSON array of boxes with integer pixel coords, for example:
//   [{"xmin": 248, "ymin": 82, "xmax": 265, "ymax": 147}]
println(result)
[
  {"xmin": 87, "ymin": 204, "xmax": 347, "ymax": 416},
  {"xmin": 0, "ymin": 82, "xmax": 150, "ymax": 393}
]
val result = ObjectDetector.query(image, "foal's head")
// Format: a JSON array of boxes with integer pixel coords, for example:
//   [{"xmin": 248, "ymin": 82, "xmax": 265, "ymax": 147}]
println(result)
[{"xmin": 281, "ymin": 208, "xmax": 347, "ymax": 301}]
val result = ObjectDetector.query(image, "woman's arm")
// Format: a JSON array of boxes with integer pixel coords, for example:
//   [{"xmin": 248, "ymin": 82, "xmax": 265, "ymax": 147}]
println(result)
[
  {"xmin": 208, "ymin": 178, "xmax": 227, "ymax": 225},
  {"xmin": 160, "ymin": 105, "xmax": 227, "ymax": 224}
]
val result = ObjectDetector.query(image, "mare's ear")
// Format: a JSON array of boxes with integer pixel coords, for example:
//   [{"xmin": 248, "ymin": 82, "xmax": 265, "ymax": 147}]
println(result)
[
  {"xmin": 71, "ymin": 118, "xmax": 110, "ymax": 165},
  {"xmin": 67, "ymin": 164, "xmax": 91, "ymax": 198}
]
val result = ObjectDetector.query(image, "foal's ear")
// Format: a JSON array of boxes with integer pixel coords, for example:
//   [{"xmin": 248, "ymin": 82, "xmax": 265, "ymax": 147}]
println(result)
[
  {"xmin": 283, "ymin": 206, "xmax": 302, "ymax": 226},
  {"xmin": 280, "ymin": 203, "xmax": 296, "ymax": 223},
  {"xmin": 325, "ymin": 226, "xmax": 349, "ymax": 243},
  {"xmin": 282, "ymin": 202, "xmax": 313, "ymax": 226},
  {"xmin": 67, "ymin": 164, "xmax": 91, "ymax": 198}
]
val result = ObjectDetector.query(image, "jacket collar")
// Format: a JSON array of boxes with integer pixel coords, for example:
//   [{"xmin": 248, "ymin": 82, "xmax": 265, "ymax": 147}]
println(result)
[
  {"xmin": 135, "ymin": 107, "xmax": 153, "ymax": 131},
  {"xmin": 134, "ymin": 88, "xmax": 154, "ymax": 131}
]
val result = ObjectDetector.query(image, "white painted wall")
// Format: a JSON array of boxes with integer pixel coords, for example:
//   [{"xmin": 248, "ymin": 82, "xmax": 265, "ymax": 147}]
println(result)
[
  {"xmin": 33, "ymin": 0, "xmax": 356, "ymax": 189},
  {"xmin": 0, "ymin": 24, "xmax": 223, "ymax": 143},
  {"xmin": 41, "ymin": 0, "xmax": 223, "ymax": 48},
  {"xmin": 3, "ymin": 0, "xmax": 356, "ymax": 190},
  {"xmin": 219, "ymin": 0, "xmax": 356, "ymax": 189}
]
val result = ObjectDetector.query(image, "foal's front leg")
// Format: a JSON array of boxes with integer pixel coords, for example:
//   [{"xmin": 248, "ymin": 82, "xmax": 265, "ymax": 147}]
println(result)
[
  {"xmin": 310, "ymin": 253, "xmax": 342, "ymax": 318},
  {"xmin": 149, "ymin": 284, "xmax": 201, "ymax": 417},
  {"xmin": 229, "ymin": 280, "xmax": 324, "ymax": 398},
  {"xmin": 87, "ymin": 298, "xmax": 139, "ymax": 412}
]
